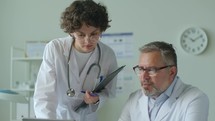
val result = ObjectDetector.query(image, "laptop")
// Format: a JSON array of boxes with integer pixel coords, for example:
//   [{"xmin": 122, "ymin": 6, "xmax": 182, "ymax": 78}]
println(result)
[{"xmin": 22, "ymin": 118, "xmax": 75, "ymax": 121}]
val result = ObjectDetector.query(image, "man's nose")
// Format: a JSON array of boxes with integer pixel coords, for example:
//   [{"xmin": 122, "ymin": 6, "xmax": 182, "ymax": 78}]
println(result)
[{"xmin": 139, "ymin": 71, "xmax": 150, "ymax": 80}]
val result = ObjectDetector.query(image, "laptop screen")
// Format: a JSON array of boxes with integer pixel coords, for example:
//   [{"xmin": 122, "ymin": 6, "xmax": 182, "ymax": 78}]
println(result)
[{"xmin": 22, "ymin": 118, "xmax": 74, "ymax": 121}]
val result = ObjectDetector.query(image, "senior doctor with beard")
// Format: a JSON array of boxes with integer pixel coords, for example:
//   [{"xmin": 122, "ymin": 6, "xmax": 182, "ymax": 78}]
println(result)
[{"xmin": 118, "ymin": 41, "xmax": 209, "ymax": 121}]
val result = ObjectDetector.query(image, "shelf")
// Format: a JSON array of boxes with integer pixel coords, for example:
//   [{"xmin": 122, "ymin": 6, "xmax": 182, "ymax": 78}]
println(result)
[
  {"xmin": 11, "ymin": 88, "xmax": 35, "ymax": 92},
  {"xmin": 10, "ymin": 46, "xmax": 41, "ymax": 120},
  {"xmin": 12, "ymin": 57, "xmax": 42, "ymax": 61},
  {"xmin": 0, "ymin": 91, "xmax": 28, "ymax": 103}
]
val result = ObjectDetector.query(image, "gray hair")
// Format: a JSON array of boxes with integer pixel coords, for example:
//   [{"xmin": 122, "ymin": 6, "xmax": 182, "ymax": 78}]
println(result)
[{"xmin": 139, "ymin": 41, "xmax": 177, "ymax": 68}]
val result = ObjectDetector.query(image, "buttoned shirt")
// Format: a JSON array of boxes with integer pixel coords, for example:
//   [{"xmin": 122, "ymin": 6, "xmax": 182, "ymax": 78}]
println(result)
[{"xmin": 148, "ymin": 78, "xmax": 177, "ymax": 121}]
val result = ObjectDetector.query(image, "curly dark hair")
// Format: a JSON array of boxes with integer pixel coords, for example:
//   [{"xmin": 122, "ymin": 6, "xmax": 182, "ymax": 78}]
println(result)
[{"xmin": 60, "ymin": 0, "xmax": 111, "ymax": 33}]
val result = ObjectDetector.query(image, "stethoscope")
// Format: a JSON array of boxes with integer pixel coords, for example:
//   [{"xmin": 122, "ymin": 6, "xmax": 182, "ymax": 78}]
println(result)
[{"xmin": 66, "ymin": 41, "xmax": 101, "ymax": 97}]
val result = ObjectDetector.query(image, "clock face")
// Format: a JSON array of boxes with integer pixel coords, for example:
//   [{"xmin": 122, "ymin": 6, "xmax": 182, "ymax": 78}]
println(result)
[{"xmin": 180, "ymin": 27, "xmax": 208, "ymax": 55}]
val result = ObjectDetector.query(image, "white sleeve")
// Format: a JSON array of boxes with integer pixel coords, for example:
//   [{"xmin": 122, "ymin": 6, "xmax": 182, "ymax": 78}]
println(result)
[
  {"xmin": 184, "ymin": 92, "xmax": 209, "ymax": 121},
  {"xmin": 33, "ymin": 42, "xmax": 58, "ymax": 119}
]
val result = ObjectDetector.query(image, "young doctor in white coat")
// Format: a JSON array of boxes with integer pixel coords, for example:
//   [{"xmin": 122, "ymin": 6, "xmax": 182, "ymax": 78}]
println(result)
[
  {"xmin": 33, "ymin": 0, "xmax": 118, "ymax": 121},
  {"xmin": 118, "ymin": 41, "xmax": 209, "ymax": 121}
]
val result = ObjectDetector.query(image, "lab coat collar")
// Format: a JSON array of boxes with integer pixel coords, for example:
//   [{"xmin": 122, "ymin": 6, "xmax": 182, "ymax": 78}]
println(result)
[
  {"xmin": 63, "ymin": 36, "xmax": 80, "ymax": 80},
  {"xmin": 155, "ymin": 96, "xmax": 176, "ymax": 121},
  {"xmin": 64, "ymin": 37, "xmax": 82, "ymax": 92},
  {"xmin": 155, "ymin": 76, "xmax": 183, "ymax": 121},
  {"xmin": 63, "ymin": 35, "xmax": 73, "ymax": 58}
]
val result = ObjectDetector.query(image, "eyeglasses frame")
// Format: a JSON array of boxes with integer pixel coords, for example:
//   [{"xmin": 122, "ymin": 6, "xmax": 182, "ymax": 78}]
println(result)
[{"xmin": 133, "ymin": 65, "xmax": 175, "ymax": 76}]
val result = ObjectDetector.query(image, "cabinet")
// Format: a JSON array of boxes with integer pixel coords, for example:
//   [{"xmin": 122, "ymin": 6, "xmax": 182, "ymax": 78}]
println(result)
[{"xmin": 10, "ymin": 46, "xmax": 42, "ymax": 121}]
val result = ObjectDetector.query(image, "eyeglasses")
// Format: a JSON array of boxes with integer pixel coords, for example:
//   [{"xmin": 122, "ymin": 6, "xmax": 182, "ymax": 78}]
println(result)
[
  {"xmin": 73, "ymin": 32, "xmax": 101, "ymax": 43},
  {"xmin": 133, "ymin": 65, "xmax": 174, "ymax": 77}
]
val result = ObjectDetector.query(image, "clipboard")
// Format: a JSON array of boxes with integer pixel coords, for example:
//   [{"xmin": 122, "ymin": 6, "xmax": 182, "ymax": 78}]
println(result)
[{"xmin": 74, "ymin": 65, "xmax": 126, "ymax": 111}]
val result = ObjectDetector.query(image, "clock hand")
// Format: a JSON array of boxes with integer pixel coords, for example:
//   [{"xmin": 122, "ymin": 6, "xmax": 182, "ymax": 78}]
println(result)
[
  {"xmin": 194, "ymin": 35, "xmax": 202, "ymax": 41},
  {"xmin": 188, "ymin": 37, "xmax": 195, "ymax": 42}
]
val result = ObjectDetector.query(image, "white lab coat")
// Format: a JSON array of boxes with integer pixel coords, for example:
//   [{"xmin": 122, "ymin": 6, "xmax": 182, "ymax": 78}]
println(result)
[
  {"xmin": 34, "ymin": 36, "xmax": 118, "ymax": 121},
  {"xmin": 118, "ymin": 77, "xmax": 209, "ymax": 121}
]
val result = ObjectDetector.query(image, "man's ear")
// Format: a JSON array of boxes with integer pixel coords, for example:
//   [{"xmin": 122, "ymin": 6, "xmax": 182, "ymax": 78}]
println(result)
[{"xmin": 169, "ymin": 66, "xmax": 177, "ymax": 79}]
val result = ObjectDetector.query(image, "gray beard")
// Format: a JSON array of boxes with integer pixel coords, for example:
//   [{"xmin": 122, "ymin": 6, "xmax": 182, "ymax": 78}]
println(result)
[{"xmin": 143, "ymin": 85, "xmax": 163, "ymax": 98}]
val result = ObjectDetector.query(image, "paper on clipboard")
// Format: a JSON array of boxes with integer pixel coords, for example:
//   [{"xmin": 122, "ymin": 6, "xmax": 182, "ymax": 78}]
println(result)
[{"xmin": 74, "ymin": 65, "xmax": 126, "ymax": 111}]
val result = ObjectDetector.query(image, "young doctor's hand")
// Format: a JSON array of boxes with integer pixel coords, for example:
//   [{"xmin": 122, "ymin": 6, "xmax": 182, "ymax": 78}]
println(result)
[{"xmin": 83, "ymin": 90, "xmax": 99, "ymax": 104}]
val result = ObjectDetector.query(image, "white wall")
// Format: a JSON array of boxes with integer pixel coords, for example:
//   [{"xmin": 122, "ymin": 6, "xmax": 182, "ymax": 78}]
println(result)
[{"xmin": 0, "ymin": 0, "xmax": 214, "ymax": 121}]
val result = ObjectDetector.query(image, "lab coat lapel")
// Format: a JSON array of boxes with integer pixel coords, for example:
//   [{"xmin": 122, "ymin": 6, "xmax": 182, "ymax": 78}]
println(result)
[
  {"xmin": 139, "ymin": 94, "xmax": 150, "ymax": 121},
  {"xmin": 62, "ymin": 37, "xmax": 79, "ymax": 79},
  {"xmin": 63, "ymin": 37, "xmax": 82, "ymax": 91},
  {"xmin": 155, "ymin": 96, "xmax": 176, "ymax": 121},
  {"xmin": 69, "ymin": 48, "xmax": 80, "ymax": 80},
  {"xmin": 155, "ymin": 77, "xmax": 183, "ymax": 121}
]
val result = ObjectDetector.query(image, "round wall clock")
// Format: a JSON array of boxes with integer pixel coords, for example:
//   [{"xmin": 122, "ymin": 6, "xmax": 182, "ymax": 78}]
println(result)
[{"xmin": 180, "ymin": 27, "xmax": 208, "ymax": 55}]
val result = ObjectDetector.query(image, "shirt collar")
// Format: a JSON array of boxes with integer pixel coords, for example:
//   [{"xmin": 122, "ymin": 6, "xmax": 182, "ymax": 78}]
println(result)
[
  {"xmin": 163, "ymin": 76, "xmax": 178, "ymax": 97},
  {"xmin": 149, "ymin": 76, "xmax": 178, "ymax": 102}
]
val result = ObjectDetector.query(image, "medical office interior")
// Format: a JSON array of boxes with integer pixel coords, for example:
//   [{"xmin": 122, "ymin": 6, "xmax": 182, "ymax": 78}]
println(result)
[{"xmin": 0, "ymin": 0, "xmax": 214, "ymax": 121}]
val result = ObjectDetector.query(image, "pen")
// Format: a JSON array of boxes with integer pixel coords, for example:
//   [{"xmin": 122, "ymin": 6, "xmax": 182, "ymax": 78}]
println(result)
[
  {"xmin": 99, "ymin": 76, "xmax": 103, "ymax": 82},
  {"xmin": 81, "ymin": 91, "xmax": 98, "ymax": 96}
]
